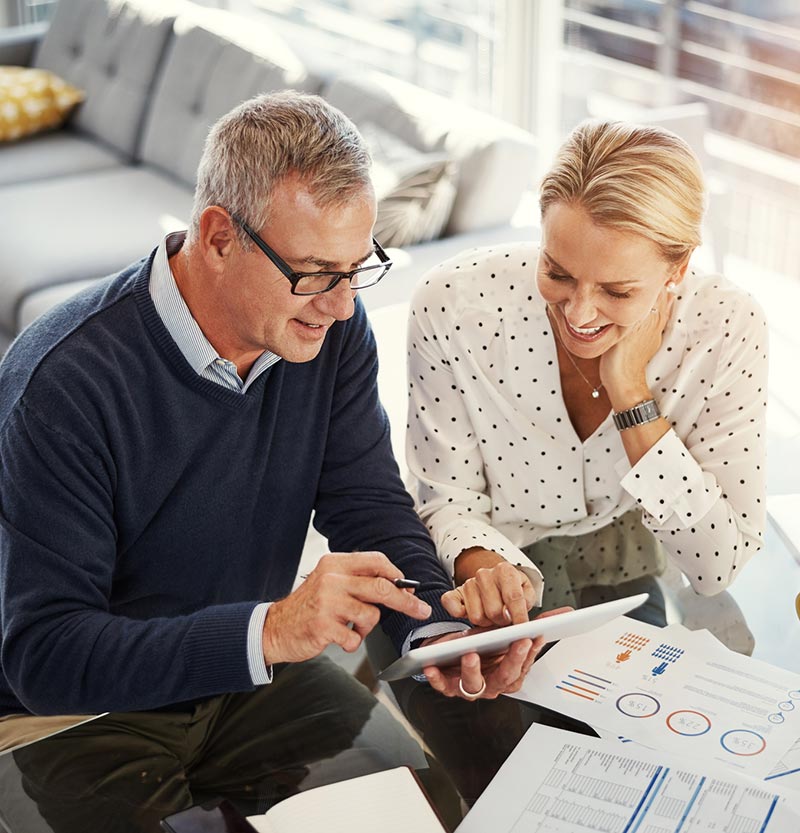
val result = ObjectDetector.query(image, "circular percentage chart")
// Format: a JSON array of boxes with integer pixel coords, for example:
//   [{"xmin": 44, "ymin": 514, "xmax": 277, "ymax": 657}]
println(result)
[
  {"xmin": 720, "ymin": 729, "xmax": 766, "ymax": 756},
  {"xmin": 616, "ymin": 693, "xmax": 661, "ymax": 718},
  {"xmin": 666, "ymin": 710, "xmax": 712, "ymax": 736}
]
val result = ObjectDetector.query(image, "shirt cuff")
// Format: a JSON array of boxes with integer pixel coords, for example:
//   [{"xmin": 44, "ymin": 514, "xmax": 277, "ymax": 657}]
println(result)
[
  {"xmin": 247, "ymin": 602, "xmax": 274, "ymax": 685},
  {"xmin": 400, "ymin": 621, "xmax": 471, "ymax": 656},
  {"xmin": 401, "ymin": 621, "xmax": 471, "ymax": 683},
  {"xmin": 617, "ymin": 429, "xmax": 716, "ymax": 526}
]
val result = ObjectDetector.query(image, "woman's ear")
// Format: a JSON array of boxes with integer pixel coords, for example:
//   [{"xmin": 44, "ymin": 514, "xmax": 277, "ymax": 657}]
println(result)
[{"xmin": 667, "ymin": 252, "xmax": 692, "ymax": 292}]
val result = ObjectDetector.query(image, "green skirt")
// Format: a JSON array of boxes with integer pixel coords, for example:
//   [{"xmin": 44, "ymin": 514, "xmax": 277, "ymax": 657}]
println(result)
[{"xmin": 521, "ymin": 509, "xmax": 667, "ymax": 626}]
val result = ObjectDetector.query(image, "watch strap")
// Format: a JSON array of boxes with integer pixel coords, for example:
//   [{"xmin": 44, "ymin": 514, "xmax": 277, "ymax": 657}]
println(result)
[{"xmin": 612, "ymin": 399, "xmax": 661, "ymax": 431}]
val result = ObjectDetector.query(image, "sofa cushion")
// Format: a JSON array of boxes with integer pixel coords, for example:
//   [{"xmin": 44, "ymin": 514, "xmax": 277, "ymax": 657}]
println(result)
[
  {"xmin": 33, "ymin": 0, "xmax": 177, "ymax": 158},
  {"xmin": 361, "ymin": 124, "xmax": 457, "ymax": 248},
  {"xmin": 323, "ymin": 71, "xmax": 537, "ymax": 236},
  {"xmin": 0, "ymin": 130, "xmax": 123, "ymax": 186},
  {"xmin": 17, "ymin": 279, "xmax": 100, "ymax": 333},
  {"xmin": 0, "ymin": 166, "xmax": 193, "ymax": 338},
  {"xmin": 0, "ymin": 66, "xmax": 84, "ymax": 142},
  {"xmin": 139, "ymin": 8, "xmax": 321, "ymax": 188}
]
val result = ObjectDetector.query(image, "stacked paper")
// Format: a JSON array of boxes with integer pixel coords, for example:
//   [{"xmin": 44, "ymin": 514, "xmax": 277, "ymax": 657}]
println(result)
[{"xmin": 513, "ymin": 617, "xmax": 800, "ymax": 785}]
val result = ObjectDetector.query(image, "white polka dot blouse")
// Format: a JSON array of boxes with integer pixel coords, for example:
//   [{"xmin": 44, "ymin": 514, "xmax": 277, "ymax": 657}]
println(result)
[{"xmin": 406, "ymin": 242, "xmax": 768, "ymax": 601}]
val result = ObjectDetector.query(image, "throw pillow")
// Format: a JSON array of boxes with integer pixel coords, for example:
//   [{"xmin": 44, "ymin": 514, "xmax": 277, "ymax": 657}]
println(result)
[
  {"xmin": 0, "ymin": 66, "xmax": 85, "ymax": 142},
  {"xmin": 361, "ymin": 123, "xmax": 457, "ymax": 248}
]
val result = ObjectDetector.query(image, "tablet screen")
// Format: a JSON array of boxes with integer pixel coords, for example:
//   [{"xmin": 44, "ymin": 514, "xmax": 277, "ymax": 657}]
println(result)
[{"xmin": 377, "ymin": 593, "xmax": 649, "ymax": 682}]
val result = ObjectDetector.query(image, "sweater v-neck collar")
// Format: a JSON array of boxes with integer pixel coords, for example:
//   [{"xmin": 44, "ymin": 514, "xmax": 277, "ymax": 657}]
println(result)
[{"xmin": 132, "ymin": 253, "xmax": 272, "ymax": 409}]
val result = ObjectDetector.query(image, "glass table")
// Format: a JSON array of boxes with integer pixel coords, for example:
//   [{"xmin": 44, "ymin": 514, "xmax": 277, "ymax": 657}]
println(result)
[{"xmin": 0, "ymin": 525, "xmax": 796, "ymax": 833}]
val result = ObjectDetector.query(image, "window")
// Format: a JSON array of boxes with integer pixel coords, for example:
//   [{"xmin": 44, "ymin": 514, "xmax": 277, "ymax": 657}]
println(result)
[
  {"xmin": 562, "ymin": 0, "xmax": 800, "ymax": 157},
  {"xmin": 231, "ymin": 0, "xmax": 501, "ymax": 113},
  {"xmin": 10, "ymin": 0, "xmax": 58, "ymax": 25},
  {"xmin": 559, "ymin": 1, "xmax": 800, "ymax": 278}
]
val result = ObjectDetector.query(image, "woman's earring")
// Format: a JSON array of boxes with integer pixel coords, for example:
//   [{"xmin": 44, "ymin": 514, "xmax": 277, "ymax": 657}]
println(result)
[{"xmin": 666, "ymin": 281, "xmax": 678, "ymax": 295}]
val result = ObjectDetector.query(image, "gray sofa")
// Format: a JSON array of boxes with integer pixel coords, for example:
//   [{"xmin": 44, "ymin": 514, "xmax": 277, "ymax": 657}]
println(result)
[{"xmin": 0, "ymin": 0, "xmax": 538, "ymax": 353}]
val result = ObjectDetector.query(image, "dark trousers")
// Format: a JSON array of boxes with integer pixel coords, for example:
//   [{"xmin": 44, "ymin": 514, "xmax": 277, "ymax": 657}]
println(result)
[{"xmin": 12, "ymin": 656, "xmax": 460, "ymax": 833}]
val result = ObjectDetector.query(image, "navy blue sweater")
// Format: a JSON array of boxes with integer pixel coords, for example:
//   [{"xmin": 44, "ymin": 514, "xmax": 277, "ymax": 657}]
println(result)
[{"xmin": 0, "ymin": 252, "xmax": 456, "ymax": 716}]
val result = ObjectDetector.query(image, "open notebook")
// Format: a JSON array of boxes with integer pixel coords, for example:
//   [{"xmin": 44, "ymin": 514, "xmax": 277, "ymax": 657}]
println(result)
[{"xmin": 246, "ymin": 767, "xmax": 446, "ymax": 833}]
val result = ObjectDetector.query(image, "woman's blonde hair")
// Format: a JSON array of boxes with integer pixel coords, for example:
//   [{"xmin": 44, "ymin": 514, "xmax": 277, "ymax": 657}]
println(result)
[{"xmin": 539, "ymin": 119, "xmax": 705, "ymax": 265}]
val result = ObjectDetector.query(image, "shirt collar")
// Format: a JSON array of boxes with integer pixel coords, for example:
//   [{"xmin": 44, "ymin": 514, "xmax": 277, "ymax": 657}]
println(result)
[{"xmin": 149, "ymin": 231, "xmax": 281, "ymax": 381}]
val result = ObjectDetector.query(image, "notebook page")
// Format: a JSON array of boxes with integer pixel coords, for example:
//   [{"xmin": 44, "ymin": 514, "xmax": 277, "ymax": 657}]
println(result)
[{"xmin": 247, "ymin": 767, "xmax": 444, "ymax": 833}]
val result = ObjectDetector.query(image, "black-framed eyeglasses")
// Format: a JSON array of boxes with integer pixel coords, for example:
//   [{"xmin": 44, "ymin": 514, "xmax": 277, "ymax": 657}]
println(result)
[{"xmin": 232, "ymin": 214, "xmax": 392, "ymax": 296}]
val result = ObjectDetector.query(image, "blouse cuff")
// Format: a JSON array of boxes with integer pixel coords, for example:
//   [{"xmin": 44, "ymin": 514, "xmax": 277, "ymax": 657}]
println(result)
[
  {"xmin": 617, "ymin": 429, "xmax": 716, "ymax": 527},
  {"xmin": 439, "ymin": 521, "xmax": 545, "ymax": 606}
]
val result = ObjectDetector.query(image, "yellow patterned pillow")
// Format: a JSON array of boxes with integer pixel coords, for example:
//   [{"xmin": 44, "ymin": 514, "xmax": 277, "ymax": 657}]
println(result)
[{"xmin": 0, "ymin": 66, "xmax": 85, "ymax": 142}]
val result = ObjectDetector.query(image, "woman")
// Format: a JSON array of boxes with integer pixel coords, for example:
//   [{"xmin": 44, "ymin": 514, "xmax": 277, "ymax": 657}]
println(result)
[{"xmin": 407, "ymin": 119, "xmax": 768, "ymax": 637}]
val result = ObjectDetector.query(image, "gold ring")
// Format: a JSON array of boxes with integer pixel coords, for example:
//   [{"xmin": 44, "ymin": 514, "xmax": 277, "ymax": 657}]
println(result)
[{"xmin": 458, "ymin": 677, "xmax": 487, "ymax": 700}]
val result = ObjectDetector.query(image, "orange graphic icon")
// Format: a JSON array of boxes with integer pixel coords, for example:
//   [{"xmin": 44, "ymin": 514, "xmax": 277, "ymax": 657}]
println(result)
[{"xmin": 616, "ymin": 650, "xmax": 632, "ymax": 663}]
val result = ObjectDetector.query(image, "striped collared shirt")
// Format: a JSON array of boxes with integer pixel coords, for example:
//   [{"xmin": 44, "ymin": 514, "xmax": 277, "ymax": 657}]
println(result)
[{"xmin": 150, "ymin": 231, "xmax": 280, "ymax": 392}]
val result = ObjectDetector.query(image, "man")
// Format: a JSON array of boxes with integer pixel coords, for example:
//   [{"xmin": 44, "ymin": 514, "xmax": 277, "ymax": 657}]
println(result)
[{"xmin": 0, "ymin": 92, "xmax": 539, "ymax": 826}]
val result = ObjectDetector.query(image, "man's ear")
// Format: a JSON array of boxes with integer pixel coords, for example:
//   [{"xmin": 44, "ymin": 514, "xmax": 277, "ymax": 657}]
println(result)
[{"xmin": 197, "ymin": 207, "xmax": 237, "ymax": 269}]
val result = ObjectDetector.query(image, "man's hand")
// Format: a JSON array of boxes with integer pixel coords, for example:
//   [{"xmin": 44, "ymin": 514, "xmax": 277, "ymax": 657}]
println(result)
[
  {"xmin": 423, "ymin": 607, "xmax": 572, "ymax": 700},
  {"xmin": 445, "ymin": 550, "xmax": 537, "ymax": 626},
  {"xmin": 262, "ymin": 552, "xmax": 432, "ymax": 665}
]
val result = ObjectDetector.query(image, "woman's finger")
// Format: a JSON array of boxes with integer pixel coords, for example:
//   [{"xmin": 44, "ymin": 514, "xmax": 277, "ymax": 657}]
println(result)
[
  {"xmin": 459, "ymin": 579, "xmax": 492, "ymax": 626},
  {"xmin": 474, "ymin": 567, "xmax": 508, "ymax": 623},
  {"xmin": 495, "ymin": 566, "xmax": 530, "ymax": 624},
  {"xmin": 441, "ymin": 587, "xmax": 467, "ymax": 619}
]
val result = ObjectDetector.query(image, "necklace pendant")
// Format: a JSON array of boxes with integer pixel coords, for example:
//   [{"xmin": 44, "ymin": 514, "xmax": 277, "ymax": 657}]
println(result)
[{"xmin": 591, "ymin": 388, "xmax": 600, "ymax": 399}]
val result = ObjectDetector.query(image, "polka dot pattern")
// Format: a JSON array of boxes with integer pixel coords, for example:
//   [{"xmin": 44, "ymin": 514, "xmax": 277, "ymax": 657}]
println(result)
[{"xmin": 406, "ymin": 242, "xmax": 768, "ymax": 598}]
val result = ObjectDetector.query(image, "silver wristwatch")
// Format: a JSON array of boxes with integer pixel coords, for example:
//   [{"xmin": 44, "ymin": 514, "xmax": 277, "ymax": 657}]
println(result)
[{"xmin": 612, "ymin": 399, "xmax": 661, "ymax": 431}]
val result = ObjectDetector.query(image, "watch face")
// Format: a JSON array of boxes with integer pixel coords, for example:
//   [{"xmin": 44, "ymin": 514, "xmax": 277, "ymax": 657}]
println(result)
[{"xmin": 613, "ymin": 400, "xmax": 660, "ymax": 430}]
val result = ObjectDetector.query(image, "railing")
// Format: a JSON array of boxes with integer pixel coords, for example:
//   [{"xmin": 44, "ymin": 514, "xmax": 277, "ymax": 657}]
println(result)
[{"xmin": 564, "ymin": 0, "xmax": 800, "ymax": 156}]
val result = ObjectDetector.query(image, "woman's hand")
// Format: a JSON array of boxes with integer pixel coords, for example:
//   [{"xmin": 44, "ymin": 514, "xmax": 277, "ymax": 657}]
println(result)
[
  {"xmin": 444, "ymin": 549, "xmax": 537, "ymax": 626},
  {"xmin": 600, "ymin": 285, "xmax": 675, "ymax": 406}
]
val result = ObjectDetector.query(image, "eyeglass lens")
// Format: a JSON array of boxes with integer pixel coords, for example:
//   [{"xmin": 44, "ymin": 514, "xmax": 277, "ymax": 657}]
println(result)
[{"xmin": 293, "ymin": 256, "xmax": 389, "ymax": 295}]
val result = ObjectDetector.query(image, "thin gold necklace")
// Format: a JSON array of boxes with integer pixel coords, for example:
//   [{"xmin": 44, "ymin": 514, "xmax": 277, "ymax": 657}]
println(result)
[{"xmin": 548, "ymin": 309, "xmax": 604, "ymax": 399}]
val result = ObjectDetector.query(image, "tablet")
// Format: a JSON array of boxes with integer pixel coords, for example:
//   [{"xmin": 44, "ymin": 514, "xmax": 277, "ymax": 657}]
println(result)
[{"xmin": 377, "ymin": 592, "xmax": 649, "ymax": 682}]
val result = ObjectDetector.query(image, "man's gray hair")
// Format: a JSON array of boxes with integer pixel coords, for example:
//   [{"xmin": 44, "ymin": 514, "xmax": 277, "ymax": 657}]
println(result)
[{"xmin": 188, "ymin": 91, "xmax": 372, "ymax": 246}]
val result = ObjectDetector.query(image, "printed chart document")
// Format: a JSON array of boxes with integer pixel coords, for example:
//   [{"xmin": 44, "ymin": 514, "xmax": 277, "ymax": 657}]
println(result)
[
  {"xmin": 245, "ymin": 767, "xmax": 445, "ymax": 833},
  {"xmin": 767, "ymin": 737, "xmax": 800, "ymax": 792},
  {"xmin": 513, "ymin": 617, "xmax": 800, "ymax": 779},
  {"xmin": 456, "ymin": 724, "xmax": 800, "ymax": 832}
]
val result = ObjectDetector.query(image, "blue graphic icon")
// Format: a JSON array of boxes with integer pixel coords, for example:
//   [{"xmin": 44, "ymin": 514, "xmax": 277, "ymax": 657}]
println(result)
[
  {"xmin": 651, "ymin": 662, "xmax": 668, "ymax": 676},
  {"xmin": 651, "ymin": 644, "xmax": 684, "ymax": 664},
  {"xmin": 721, "ymin": 729, "xmax": 766, "ymax": 756}
]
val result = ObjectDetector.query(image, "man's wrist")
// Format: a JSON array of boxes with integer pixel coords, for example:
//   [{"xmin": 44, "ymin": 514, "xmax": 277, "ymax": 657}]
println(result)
[{"xmin": 260, "ymin": 599, "xmax": 281, "ymax": 666}]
